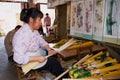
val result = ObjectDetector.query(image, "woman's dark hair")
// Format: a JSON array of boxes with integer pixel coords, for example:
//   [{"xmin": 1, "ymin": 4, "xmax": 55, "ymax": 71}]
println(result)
[{"xmin": 20, "ymin": 8, "xmax": 43, "ymax": 23}]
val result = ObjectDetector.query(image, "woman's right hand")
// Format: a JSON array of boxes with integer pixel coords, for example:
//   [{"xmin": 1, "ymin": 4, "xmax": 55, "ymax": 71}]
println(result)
[{"xmin": 37, "ymin": 56, "xmax": 46, "ymax": 63}]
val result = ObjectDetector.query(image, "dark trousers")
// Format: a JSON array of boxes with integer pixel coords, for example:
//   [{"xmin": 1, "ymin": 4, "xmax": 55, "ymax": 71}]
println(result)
[
  {"xmin": 38, "ymin": 57, "xmax": 69, "ymax": 79},
  {"xmin": 38, "ymin": 57, "xmax": 63, "ymax": 77},
  {"xmin": 8, "ymin": 55, "xmax": 14, "ymax": 62}
]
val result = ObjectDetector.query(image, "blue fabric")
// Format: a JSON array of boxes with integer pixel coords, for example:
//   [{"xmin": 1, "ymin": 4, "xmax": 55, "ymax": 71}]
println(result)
[{"xmin": 43, "ymin": 50, "xmax": 48, "ymax": 56}]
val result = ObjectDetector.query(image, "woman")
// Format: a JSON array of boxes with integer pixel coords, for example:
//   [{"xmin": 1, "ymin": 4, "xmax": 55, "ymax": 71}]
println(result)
[{"xmin": 12, "ymin": 8, "xmax": 64, "ymax": 77}]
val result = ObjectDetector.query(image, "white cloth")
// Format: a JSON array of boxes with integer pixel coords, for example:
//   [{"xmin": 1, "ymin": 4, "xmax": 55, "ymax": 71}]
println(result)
[{"xmin": 26, "ymin": 48, "xmax": 47, "ymax": 69}]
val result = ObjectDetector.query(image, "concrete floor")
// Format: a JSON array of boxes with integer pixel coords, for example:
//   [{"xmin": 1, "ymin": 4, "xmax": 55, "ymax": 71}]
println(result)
[{"xmin": 0, "ymin": 36, "xmax": 18, "ymax": 80}]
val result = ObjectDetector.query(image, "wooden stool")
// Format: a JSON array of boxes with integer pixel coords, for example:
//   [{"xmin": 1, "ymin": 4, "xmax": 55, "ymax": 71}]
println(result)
[{"xmin": 15, "ymin": 64, "xmax": 38, "ymax": 80}]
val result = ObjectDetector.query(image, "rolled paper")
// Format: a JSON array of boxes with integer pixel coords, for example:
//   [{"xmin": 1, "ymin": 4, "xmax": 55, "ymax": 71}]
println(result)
[
  {"xmin": 88, "ymin": 59, "xmax": 117, "ymax": 69},
  {"xmin": 91, "ymin": 64, "xmax": 120, "ymax": 75},
  {"xmin": 96, "ymin": 59, "xmax": 117, "ymax": 68},
  {"xmin": 85, "ymin": 52, "xmax": 109, "ymax": 64},
  {"xmin": 104, "ymin": 70, "xmax": 120, "ymax": 77},
  {"xmin": 106, "ymin": 52, "xmax": 110, "ymax": 56},
  {"xmin": 53, "ymin": 39, "xmax": 68, "ymax": 48},
  {"xmin": 71, "ymin": 68, "xmax": 84, "ymax": 75},
  {"xmin": 86, "ymin": 56, "xmax": 112, "ymax": 66},
  {"xmin": 89, "ymin": 60, "xmax": 102, "ymax": 65},
  {"xmin": 74, "ymin": 73, "xmax": 79, "ymax": 78},
  {"xmin": 66, "ymin": 41, "xmax": 93, "ymax": 50},
  {"xmin": 74, "ymin": 54, "xmax": 92, "ymax": 66},
  {"xmin": 78, "ymin": 41, "xmax": 94, "ymax": 48},
  {"xmin": 87, "ymin": 51, "xmax": 103, "ymax": 60},
  {"xmin": 70, "ymin": 65, "xmax": 77, "ymax": 70},
  {"xmin": 100, "ymin": 64, "xmax": 120, "ymax": 73},
  {"xmin": 106, "ymin": 57, "xmax": 113, "ymax": 61},
  {"xmin": 95, "ymin": 53, "xmax": 107, "ymax": 60},
  {"xmin": 77, "ymin": 71, "xmax": 91, "ymax": 78},
  {"xmin": 84, "ymin": 51, "xmax": 103, "ymax": 64}
]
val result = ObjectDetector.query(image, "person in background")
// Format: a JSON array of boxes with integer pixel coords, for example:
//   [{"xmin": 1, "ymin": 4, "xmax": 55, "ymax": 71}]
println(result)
[
  {"xmin": 44, "ymin": 13, "xmax": 51, "ymax": 35},
  {"xmin": 12, "ymin": 8, "xmax": 67, "ymax": 78},
  {"xmin": 4, "ymin": 25, "xmax": 21, "ymax": 61}
]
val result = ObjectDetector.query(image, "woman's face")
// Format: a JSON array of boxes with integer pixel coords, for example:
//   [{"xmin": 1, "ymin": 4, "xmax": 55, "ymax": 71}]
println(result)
[{"xmin": 32, "ymin": 17, "xmax": 42, "ymax": 30}]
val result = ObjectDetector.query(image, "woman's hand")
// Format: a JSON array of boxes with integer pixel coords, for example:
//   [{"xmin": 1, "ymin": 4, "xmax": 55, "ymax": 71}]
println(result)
[
  {"xmin": 44, "ymin": 45, "xmax": 58, "ymax": 56},
  {"xmin": 48, "ymin": 49, "xmax": 57, "ymax": 55},
  {"xmin": 37, "ymin": 56, "xmax": 46, "ymax": 63}
]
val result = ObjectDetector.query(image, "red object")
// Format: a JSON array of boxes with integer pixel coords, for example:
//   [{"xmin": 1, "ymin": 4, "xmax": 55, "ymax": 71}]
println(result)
[{"xmin": 49, "ymin": 29, "xmax": 54, "ymax": 35}]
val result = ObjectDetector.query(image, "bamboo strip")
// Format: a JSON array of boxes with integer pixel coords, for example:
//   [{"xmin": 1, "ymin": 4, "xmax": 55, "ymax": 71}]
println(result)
[{"xmin": 57, "ymin": 38, "xmax": 76, "ymax": 52}]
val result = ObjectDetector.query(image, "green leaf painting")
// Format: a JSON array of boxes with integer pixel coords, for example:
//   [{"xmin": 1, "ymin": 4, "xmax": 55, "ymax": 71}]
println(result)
[{"xmin": 106, "ymin": 0, "xmax": 117, "ymax": 35}]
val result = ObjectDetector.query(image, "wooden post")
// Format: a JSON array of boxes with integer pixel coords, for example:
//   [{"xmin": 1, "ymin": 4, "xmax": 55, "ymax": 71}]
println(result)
[{"xmin": 28, "ymin": 0, "xmax": 36, "ymax": 8}]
